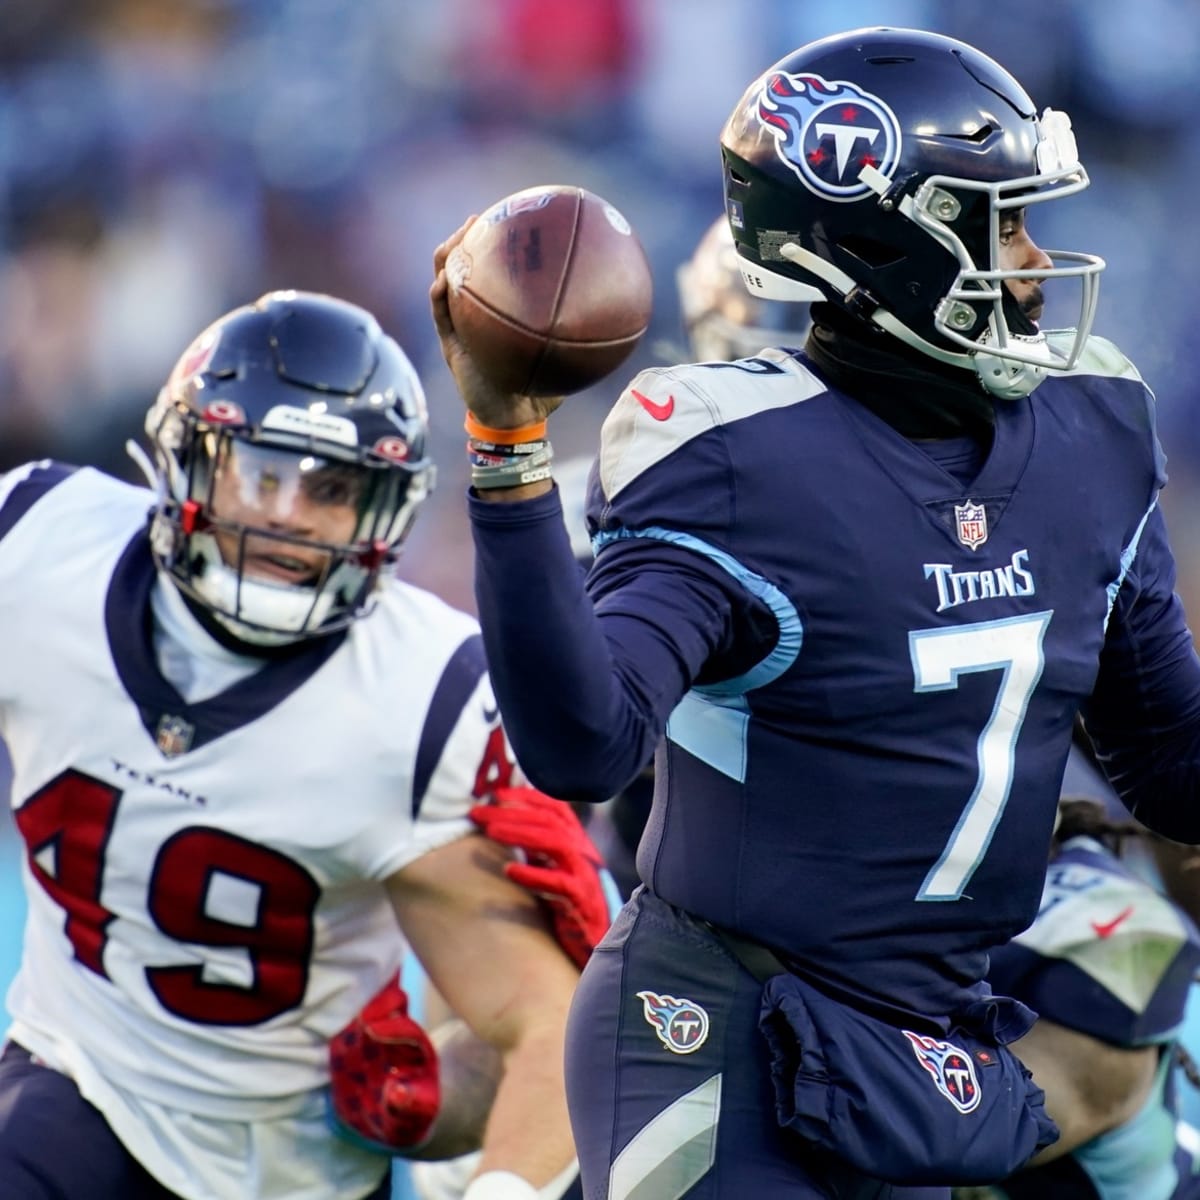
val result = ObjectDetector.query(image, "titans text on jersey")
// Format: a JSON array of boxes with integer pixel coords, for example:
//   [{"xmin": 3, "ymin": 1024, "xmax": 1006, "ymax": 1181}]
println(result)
[{"xmin": 925, "ymin": 548, "xmax": 1036, "ymax": 613}]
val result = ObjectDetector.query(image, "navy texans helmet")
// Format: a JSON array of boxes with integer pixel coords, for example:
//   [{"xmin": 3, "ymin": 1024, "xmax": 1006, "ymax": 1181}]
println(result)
[
  {"xmin": 144, "ymin": 290, "xmax": 435, "ymax": 646},
  {"xmin": 720, "ymin": 27, "xmax": 1105, "ymax": 398}
]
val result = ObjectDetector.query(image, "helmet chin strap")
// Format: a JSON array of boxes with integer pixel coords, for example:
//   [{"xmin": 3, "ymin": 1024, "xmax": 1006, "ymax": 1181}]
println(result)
[
  {"xmin": 777, "ymin": 241, "xmax": 971, "ymax": 370},
  {"xmin": 776, "ymin": 243, "xmax": 1043, "ymax": 400}
]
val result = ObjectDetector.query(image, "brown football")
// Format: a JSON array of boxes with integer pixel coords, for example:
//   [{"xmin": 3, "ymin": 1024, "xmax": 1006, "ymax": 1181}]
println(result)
[{"xmin": 445, "ymin": 184, "xmax": 653, "ymax": 397}]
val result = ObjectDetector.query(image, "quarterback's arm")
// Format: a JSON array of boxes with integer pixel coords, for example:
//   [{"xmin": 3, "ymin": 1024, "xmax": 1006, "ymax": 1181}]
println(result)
[
  {"xmin": 1081, "ymin": 507, "xmax": 1200, "ymax": 841},
  {"xmin": 469, "ymin": 487, "xmax": 775, "ymax": 802},
  {"xmin": 385, "ymin": 830, "xmax": 579, "ymax": 1191},
  {"xmin": 1010, "ymin": 1017, "xmax": 1158, "ymax": 1164}
]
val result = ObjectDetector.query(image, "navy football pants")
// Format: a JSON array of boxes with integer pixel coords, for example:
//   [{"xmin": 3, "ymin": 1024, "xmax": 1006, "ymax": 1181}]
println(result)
[
  {"xmin": 564, "ymin": 889, "xmax": 950, "ymax": 1200},
  {"xmin": 0, "ymin": 1042, "xmax": 392, "ymax": 1200}
]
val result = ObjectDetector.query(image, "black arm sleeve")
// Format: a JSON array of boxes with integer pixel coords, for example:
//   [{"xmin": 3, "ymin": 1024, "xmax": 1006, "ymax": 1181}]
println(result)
[{"xmin": 469, "ymin": 486, "xmax": 777, "ymax": 803}]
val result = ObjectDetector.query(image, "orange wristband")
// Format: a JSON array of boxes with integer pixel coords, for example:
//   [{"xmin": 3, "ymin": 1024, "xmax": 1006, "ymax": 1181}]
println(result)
[{"xmin": 464, "ymin": 413, "xmax": 548, "ymax": 445}]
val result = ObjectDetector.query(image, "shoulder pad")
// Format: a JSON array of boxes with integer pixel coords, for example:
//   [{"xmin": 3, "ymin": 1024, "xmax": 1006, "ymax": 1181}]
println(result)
[
  {"xmin": 597, "ymin": 349, "xmax": 826, "ymax": 501},
  {"xmin": 1014, "ymin": 858, "xmax": 1195, "ymax": 1015},
  {"xmin": 0, "ymin": 461, "xmax": 82, "ymax": 545},
  {"xmin": 1045, "ymin": 332, "xmax": 1143, "ymax": 383}
]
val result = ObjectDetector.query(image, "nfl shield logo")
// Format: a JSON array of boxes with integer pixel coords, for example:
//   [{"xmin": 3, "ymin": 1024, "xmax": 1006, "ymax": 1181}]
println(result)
[
  {"xmin": 954, "ymin": 500, "xmax": 988, "ymax": 551},
  {"xmin": 155, "ymin": 714, "xmax": 195, "ymax": 759}
]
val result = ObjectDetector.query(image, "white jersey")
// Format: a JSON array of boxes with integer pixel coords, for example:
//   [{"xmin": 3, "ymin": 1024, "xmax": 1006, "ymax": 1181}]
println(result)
[{"xmin": 0, "ymin": 462, "xmax": 509, "ymax": 1199}]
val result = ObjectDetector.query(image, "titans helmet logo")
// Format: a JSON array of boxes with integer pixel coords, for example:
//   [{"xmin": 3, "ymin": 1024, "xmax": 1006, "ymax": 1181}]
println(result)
[
  {"xmin": 903, "ymin": 1030, "xmax": 982, "ymax": 1114},
  {"xmin": 755, "ymin": 72, "xmax": 902, "ymax": 202}
]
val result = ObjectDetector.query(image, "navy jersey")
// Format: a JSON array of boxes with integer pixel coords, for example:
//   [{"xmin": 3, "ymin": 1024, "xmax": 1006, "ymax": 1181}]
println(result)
[{"xmin": 470, "ymin": 339, "xmax": 1200, "ymax": 1019}]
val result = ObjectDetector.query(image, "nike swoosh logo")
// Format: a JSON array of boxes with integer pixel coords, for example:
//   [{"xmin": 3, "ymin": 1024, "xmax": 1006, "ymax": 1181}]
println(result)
[
  {"xmin": 1091, "ymin": 905, "xmax": 1134, "ymax": 939},
  {"xmin": 482, "ymin": 702, "xmax": 499, "ymax": 724},
  {"xmin": 631, "ymin": 389, "xmax": 675, "ymax": 421}
]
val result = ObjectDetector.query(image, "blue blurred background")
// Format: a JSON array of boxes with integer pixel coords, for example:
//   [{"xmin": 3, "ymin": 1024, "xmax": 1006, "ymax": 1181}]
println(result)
[
  {"xmin": 4, "ymin": 0, "xmax": 1200, "ymax": 613},
  {"xmin": 4, "ymin": 0, "xmax": 1200, "ymax": 1191}
]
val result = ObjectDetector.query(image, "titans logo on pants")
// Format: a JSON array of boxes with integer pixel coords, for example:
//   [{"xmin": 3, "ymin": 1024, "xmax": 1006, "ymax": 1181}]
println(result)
[
  {"xmin": 637, "ymin": 990, "xmax": 711, "ymax": 1054},
  {"xmin": 755, "ymin": 72, "xmax": 902, "ymax": 202}
]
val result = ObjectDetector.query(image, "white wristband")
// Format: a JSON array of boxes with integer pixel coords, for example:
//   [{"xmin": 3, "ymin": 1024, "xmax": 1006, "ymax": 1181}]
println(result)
[{"xmin": 461, "ymin": 1171, "xmax": 538, "ymax": 1200}]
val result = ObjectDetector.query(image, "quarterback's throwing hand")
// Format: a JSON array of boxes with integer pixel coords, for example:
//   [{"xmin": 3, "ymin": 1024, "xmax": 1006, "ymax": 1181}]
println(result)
[
  {"xmin": 470, "ymin": 786, "xmax": 612, "ymax": 970},
  {"xmin": 329, "ymin": 975, "xmax": 440, "ymax": 1153},
  {"xmin": 430, "ymin": 219, "xmax": 564, "ymax": 432}
]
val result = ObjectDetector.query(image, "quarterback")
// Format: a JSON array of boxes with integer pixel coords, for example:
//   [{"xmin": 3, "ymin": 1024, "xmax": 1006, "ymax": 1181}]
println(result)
[{"xmin": 433, "ymin": 26, "xmax": 1200, "ymax": 1200}]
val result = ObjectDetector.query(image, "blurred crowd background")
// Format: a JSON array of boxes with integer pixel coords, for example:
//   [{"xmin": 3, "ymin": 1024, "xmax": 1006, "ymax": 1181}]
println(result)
[{"xmin": 3, "ymin": 0, "xmax": 1200, "ymax": 1009}]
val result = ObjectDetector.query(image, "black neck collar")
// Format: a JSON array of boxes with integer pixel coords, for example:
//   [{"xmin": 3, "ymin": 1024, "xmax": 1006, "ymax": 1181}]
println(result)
[{"xmin": 804, "ymin": 304, "xmax": 996, "ymax": 443}]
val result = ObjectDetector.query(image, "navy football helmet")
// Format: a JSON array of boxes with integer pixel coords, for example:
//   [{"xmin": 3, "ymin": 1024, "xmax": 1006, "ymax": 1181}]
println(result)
[
  {"xmin": 144, "ymin": 290, "xmax": 435, "ymax": 646},
  {"xmin": 719, "ymin": 27, "xmax": 1105, "ymax": 398},
  {"xmin": 677, "ymin": 216, "xmax": 812, "ymax": 363}
]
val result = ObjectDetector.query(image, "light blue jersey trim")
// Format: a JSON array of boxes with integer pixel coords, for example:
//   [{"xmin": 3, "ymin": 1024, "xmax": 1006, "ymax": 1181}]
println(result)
[
  {"xmin": 600, "ymin": 867, "xmax": 626, "ymax": 919},
  {"xmin": 594, "ymin": 527, "xmax": 803, "ymax": 781},
  {"xmin": 1104, "ymin": 501, "xmax": 1156, "ymax": 633},
  {"xmin": 667, "ymin": 692, "xmax": 751, "ymax": 782}
]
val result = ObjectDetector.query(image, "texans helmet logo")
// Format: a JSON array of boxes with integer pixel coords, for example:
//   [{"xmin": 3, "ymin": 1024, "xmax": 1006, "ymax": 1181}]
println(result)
[
  {"xmin": 202, "ymin": 400, "xmax": 245, "ymax": 425},
  {"xmin": 372, "ymin": 436, "xmax": 412, "ymax": 464},
  {"xmin": 755, "ymin": 72, "xmax": 902, "ymax": 202}
]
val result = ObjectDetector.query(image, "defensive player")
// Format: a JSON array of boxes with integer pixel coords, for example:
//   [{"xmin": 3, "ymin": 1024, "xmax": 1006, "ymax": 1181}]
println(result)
[
  {"xmin": 0, "ymin": 291, "xmax": 586, "ymax": 1200},
  {"xmin": 431, "ymin": 26, "xmax": 1200, "ymax": 1200}
]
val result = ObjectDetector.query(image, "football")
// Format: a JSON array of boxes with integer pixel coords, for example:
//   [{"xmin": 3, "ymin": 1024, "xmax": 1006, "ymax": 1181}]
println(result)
[{"xmin": 445, "ymin": 184, "xmax": 653, "ymax": 397}]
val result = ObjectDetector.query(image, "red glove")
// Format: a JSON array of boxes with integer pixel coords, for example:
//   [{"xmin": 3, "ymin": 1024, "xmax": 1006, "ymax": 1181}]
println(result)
[
  {"xmin": 470, "ymin": 785, "xmax": 611, "ymax": 970},
  {"xmin": 329, "ymin": 975, "xmax": 440, "ymax": 1152}
]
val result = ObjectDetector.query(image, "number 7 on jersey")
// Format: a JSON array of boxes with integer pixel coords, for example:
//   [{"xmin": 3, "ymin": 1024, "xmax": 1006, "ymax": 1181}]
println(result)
[{"xmin": 909, "ymin": 611, "xmax": 1052, "ymax": 901}]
